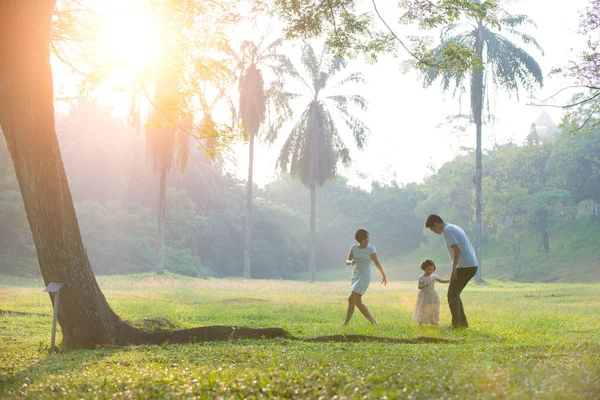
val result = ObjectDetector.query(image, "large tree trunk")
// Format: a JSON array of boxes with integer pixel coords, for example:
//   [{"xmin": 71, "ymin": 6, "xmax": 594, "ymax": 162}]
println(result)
[
  {"xmin": 0, "ymin": 0, "xmax": 126, "ymax": 347},
  {"xmin": 243, "ymin": 133, "xmax": 254, "ymax": 279},
  {"xmin": 472, "ymin": 18, "xmax": 485, "ymax": 284},
  {"xmin": 0, "ymin": 0, "xmax": 286, "ymax": 348},
  {"xmin": 156, "ymin": 167, "xmax": 167, "ymax": 275},
  {"xmin": 308, "ymin": 182, "xmax": 317, "ymax": 282}
]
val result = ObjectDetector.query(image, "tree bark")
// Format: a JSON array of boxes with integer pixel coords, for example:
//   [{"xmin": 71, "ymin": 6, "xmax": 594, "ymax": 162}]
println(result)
[
  {"xmin": 243, "ymin": 133, "xmax": 254, "ymax": 279},
  {"xmin": 472, "ymin": 18, "xmax": 484, "ymax": 284},
  {"xmin": 541, "ymin": 220, "xmax": 550, "ymax": 254},
  {"xmin": 0, "ymin": 0, "xmax": 287, "ymax": 348},
  {"xmin": 309, "ymin": 182, "xmax": 317, "ymax": 282},
  {"xmin": 0, "ymin": 0, "xmax": 126, "ymax": 347},
  {"xmin": 157, "ymin": 168, "xmax": 167, "ymax": 275}
]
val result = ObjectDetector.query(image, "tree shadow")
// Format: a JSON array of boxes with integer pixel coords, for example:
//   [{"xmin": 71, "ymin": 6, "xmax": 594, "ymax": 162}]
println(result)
[{"xmin": 0, "ymin": 345, "xmax": 117, "ymax": 394}]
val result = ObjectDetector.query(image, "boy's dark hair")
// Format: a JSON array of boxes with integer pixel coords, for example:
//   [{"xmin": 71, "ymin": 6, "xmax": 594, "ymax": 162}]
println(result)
[
  {"xmin": 425, "ymin": 214, "xmax": 444, "ymax": 228},
  {"xmin": 420, "ymin": 259, "xmax": 436, "ymax": 271},
  {"xmin": 355, "ymin": 228, "xmax": 369, "ymax": 242}
]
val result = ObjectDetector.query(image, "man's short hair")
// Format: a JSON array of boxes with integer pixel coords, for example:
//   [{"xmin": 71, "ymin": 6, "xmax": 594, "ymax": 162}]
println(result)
[
  {"xmin": 355, "ymin": 228, "xmax": 369, "ymax": 242},
  {"xmin": 420, "ymin": 259, "xmax": 436, "ymax": 271},
  {"xmin": 425, "ymin": 214, "xmax": 444, "ymax": 228}
]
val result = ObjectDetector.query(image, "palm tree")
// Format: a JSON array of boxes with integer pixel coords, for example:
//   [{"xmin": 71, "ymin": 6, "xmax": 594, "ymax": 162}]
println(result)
[
  {"xmin": 145, "ymin": 73, "xmax": 188, "ymax": 275},
  {"xmin": 423, "ymin": 2, "xmax": 543, "ymax": 282},
  {"xmin": 226, "ymin": 38, "xmax": 296, "ymax": 279},
  {"xmin": 268, "ymin": 44, "xmax": 369, "ymax": 282}
]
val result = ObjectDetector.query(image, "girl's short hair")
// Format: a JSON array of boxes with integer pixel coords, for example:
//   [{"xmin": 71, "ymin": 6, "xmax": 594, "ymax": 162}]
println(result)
[
  {"xmin": 355, "ymin": 228, "xmax": 369, "ymax": 242},
  {"xmin": 420, "ymin": 259, "xmax": 436, "ymax": 271}
]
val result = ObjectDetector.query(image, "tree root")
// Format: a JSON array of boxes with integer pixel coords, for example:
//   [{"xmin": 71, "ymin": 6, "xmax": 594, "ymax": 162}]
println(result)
[
  {"xmin": 116, "ymin": 323, "xmax": 289, "ymax": 345},
  {"xmin": 2, "ymin": 310, "xmax": 457, "ymax": 346},
  {"xmin": 115, "ymin": 322, "xmax": 455, "ymax": 346}
]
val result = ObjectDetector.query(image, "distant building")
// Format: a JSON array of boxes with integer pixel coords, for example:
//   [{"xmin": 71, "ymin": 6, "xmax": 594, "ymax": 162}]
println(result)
[{"xmin": 535, "ymin": 110, "xmax": 558, "ymax": 137}]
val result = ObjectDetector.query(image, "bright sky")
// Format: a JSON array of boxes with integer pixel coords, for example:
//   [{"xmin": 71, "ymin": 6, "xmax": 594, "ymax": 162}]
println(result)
[
  {"xmin": 233, "ymin": 0, "xmax": 589, "ymax": 189},
  {"xmin": 53, "ymin": 0, "xmax": 590, "ymax": 190}
]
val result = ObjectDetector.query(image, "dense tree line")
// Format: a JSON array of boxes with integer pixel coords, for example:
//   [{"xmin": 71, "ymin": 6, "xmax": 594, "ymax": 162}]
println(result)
[{"xmin": 2, "ymin": 101, "xmax": 600, "ymax": 280}]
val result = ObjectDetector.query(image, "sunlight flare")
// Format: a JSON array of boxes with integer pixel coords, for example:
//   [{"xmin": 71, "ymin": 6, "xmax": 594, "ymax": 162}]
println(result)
[{"xmin": 96, "ymin": 2, "xmax": 161, "ymax": 84}]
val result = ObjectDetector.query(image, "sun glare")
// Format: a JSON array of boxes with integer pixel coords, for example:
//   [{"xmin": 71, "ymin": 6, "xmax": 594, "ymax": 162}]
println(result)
[{"xmin": 97, "ymin": 3, "xmax": 161, "ymax": 84}]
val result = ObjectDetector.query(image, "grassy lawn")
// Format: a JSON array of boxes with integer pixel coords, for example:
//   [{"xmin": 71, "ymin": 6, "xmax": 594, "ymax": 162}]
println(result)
[{"xmin": 1, "ymin": 274, "xmax": 599, "ymax": 399}]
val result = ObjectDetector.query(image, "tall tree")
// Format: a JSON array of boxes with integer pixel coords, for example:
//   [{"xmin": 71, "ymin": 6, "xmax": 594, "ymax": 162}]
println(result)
[
  {"xmin": 421, "ymin": 2, "xmax": 544, "ymax": 282},
  {"xmin": 146, "ymin": 71, "xmax": 188, "ymax": 275},
  {"xmin": 226, "ymin": 37, "xmax": 295, "ymax": 278},
  {"xmin": 0, "ymin": 0, "xmax": 284, "ymax": 347},
  {"xmin": 269, "ymin": 44, "xmax": 369, "ymax": 281},
  {"xmin": 0, "ymin": 0, "xmax": 131, "ymax": 347},
  {"xmin": 548, "ymin": 0, "xmax": 600, "ymax": 132}
]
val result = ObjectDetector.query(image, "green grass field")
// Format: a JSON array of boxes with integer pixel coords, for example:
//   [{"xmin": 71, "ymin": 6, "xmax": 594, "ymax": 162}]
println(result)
[{"xmin": 1, "ymin": 274, "xmax": 599, "ymax": 399}]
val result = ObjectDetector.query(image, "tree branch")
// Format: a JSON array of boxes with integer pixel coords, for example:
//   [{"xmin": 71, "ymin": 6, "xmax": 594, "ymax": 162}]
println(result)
[{"xmin": 371, "ymin": 0, "xmax": 445, "ymax": 68}]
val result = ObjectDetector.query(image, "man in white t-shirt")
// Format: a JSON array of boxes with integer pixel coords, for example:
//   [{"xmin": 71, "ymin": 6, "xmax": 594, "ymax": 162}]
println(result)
[{"xmin": 425, "ymin": 214, "xmax": 478, "ymax": 328}]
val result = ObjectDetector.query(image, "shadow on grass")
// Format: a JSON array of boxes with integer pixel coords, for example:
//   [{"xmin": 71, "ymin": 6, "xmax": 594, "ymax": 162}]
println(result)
[
  {"xmin": 0, "ymin": 346, "xmax": 117, "ymax": 393},
  {"xmin": 220, "ymin": 298, "xmax": 270, "ymax": 304},
  {"xmin": 300, "ymin": 334, "xmax": 458, "ymax": 344}
]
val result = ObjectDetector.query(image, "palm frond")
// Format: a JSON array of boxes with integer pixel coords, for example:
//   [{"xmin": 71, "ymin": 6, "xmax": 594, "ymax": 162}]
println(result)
[
  {"xmin": 328, "ymin": 101, "xmax": 369, "ymax": 150},
  {"xmin": 265, "ymin": 52, "xmax": 298, "ymax": 72},
  {"xmin": 326, "ymin": 94, "xmax": 368, "ymax": 112},
  {"xmin": 483, "ymin": 29, "xmax": 543, "ymax": 98},
  {"xmin": 499, "ymin": 14, "xmax": 537, "ymax": 29},
  {"xmin": 441, "ymin": 22, "xmax": 469, "ymax": 40},
  {"xmin": 264, "ymin": 78, "xmax": 301, "ymax": 144},
  {"xmin": 239, "ymin": 63, "xmax": 266, "ymax": 138},
  {"xmin": 277, "ymin": 108, "xmax": 308, "ymax": 175},
  {"xmin": 423, "ymin": 32, "xmax": 475, "ymax": 91},
  {"xmin": 257, "ymin": 38, "xmax": 284, "ymax": 61},
  {"xmin": 301, "ymin": 44, "xmax": 321, "ymax": 93},
  {"xmin": 327, "ymin": 56, "xmax": 348, "ymax": 77},
  {"xmin": 503, "ymin": 28, "xmax": 544, "ymax": 55},
  {"xmin": 239, "ymin": 40, "xmax": 260, "ymax": 64},
  {"xmin": 334, "ymin": 72, "xmax": 366, "ymax": 88}
]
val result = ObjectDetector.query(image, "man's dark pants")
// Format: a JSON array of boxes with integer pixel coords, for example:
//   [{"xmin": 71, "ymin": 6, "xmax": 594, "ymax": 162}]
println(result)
[{"xmin": 448, "ymin": 266, "xmax": 477, "ymax": 327}]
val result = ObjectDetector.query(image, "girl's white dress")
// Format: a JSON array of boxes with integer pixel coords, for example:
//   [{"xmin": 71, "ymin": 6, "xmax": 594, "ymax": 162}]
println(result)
[
  {"xmin": 349, "ymin": 244, "xmax": 376, "ymax": 295},
  {"xmin": 414, "ymin": 274, "xmax": 440, "ymax": 325}
]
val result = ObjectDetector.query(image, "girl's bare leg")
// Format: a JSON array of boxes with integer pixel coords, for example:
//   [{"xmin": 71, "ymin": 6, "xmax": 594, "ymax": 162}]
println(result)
[
  {"xmin": 356, "ymin": 296, "xmax": 378, "ymax": 324},
  {"xmin": 343, "ymin": 292, "xmax": 358, "ymax": 325}
]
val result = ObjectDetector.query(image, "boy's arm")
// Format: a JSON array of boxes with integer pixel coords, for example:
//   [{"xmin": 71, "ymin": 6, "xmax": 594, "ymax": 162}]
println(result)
[{"xmin": 371, "ymin": 253, "xmax": 387, "ymax": 285}]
